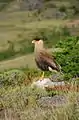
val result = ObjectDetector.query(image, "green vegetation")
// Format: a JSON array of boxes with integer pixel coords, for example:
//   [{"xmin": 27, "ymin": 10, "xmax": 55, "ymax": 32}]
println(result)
[
  {"xmin": 0, "ymin": 20, "xmax": 67, "ymax": 61},
  {"xmin": 0, "ymin": 76, "xmax": 79, "ymax": 120},
  {"xmin": 0, "ymin": 33, "xmax": 79, "ymax": 119},
  {"xmin": 0, "ymin": 69, "xmax": 26, "ymax": 88},
  {"xmin": 55, "ymin": 36, "xmax": 79, "ymax": 79},
  {"xmin": 0, "ymin": 1, "xmax": 79, "ymax": 119}
]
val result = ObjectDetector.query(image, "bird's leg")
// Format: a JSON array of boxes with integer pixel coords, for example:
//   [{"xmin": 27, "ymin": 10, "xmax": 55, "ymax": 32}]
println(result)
[{"xmin": 40, "ymin": 71, "xmax": 44, "ymax": 81}]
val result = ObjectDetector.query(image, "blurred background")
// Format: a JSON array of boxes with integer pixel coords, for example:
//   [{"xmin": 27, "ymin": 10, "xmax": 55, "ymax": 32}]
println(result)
[
  {"xmin": 0, "ymin": 0, "xmax": 79, "ymax": 71},
  {"xmin": 0, "ymin": 1, "xmax": 79, "ymax": 120}
]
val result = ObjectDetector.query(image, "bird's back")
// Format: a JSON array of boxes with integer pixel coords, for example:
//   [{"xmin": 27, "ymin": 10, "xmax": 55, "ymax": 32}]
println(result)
[{"xmin": 35, "ymin": 50, "xmax": 61, "ymax": 72}]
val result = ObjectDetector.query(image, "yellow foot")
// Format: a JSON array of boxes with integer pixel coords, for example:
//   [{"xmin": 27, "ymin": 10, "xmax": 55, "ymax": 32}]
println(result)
[{"xmin": 39, "ymin": 72, "xmax": 44, "ymax": 81}]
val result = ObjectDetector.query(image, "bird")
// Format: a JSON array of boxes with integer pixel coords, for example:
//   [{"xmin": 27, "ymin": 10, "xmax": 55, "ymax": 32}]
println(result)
[{"xmin": 32, "ymin": 37, "xmax": 61, "ymax": 80}]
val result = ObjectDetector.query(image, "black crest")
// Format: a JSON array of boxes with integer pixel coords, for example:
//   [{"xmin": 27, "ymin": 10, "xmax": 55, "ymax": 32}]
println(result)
[{"xmin": 33, "ymin": 37, "xmax": 42, "ymax": 41}]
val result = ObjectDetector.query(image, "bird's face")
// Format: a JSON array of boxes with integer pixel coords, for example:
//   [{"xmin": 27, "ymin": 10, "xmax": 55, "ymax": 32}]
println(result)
[
  {"xmin": 32, "ymin": 39, "xmax": 44, "ymax": 52},
  {"xmin": 32, "ymin": 39, "xmax": 43, "ymax": 45}
]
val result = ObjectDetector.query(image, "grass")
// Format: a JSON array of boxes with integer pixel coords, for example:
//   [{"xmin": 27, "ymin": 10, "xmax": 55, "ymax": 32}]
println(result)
[
  {"xmin": 0, "ymin": 11, "xmax": 68, "ymax": 46},
  {"xmin": 0, "ymin": 48, "xmax": 63, "ymax": 72},
  {"xmin": 0, "ymin": 11, "xmax": 78, "ymax": 73},
  {"xmin": 0, "ymin": 82, "xmax": 79, "ymax": 120},
  {"xmin": 0, "ymin": 11, "xmax": 69, "ymax": 64},
  {"xmin": 0, "ymin": 53, "xmax": 36, "ymax": 72},
  {"xmin": 0, "ymin": 19, "xmax": 68, "ymax": 45},
  {"xmin": 0, "ymin": 2, "xmax": 79, "ymax": 120},
  {"xmin": 0, "ymin": 11, "xmax": 69, "ymax": 71}
]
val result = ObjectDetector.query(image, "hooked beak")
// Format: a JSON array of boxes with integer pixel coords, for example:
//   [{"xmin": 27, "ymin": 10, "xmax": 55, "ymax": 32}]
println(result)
[{"xmin": 32, "ymin": 40, "xmax": 35, "ymax": 43}]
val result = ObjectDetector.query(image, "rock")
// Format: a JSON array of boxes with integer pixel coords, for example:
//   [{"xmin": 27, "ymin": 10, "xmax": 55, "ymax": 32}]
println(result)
[
  {"xmin": 31, "ymin": 78, "xmax": 65, "ymax": 89},
  {"xmin": 37, "ymin": 95, "xmax": 68, "ymax": 108}
]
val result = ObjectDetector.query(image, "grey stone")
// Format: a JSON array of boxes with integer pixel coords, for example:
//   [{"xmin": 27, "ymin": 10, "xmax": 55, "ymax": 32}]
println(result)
[
  {"xmin": 37, "ymin": 95, "xmax": 68, "ymax": 108},
  {"xmin": 31, "ymin": 78, "xmax": 65, "ymax": 89}
]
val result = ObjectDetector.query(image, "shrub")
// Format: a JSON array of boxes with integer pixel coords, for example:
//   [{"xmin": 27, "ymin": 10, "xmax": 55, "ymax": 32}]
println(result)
[
  {"xmin": 59, "ymin": 5, "xmax": 66, "ymax": 13},
  {"xmin": 55, "ymin": 36, "xmax": 79, "ymax": 79},
  {"xmin": 0, "ymin": 69, "xmax": 26, "ymax": 87}
]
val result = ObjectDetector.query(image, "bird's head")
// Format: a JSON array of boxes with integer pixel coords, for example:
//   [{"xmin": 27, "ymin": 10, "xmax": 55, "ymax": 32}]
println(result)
[
  {"xmin": 32, "ymin": 37, "xmax": 44, "ymax": 51},
  {"xmin": 32, "ymin": 38, "xmax": 43, "ymax": 45}
]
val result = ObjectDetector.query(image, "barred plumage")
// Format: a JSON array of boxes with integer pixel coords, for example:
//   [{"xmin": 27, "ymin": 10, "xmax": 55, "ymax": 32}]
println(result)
[{"xmin": 32, "ymin": 38, "xmax": 61, "ymax": 73}]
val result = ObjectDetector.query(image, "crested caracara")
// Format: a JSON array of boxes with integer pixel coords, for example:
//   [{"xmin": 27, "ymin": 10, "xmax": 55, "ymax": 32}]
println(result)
[{"xmin": 32, "ymin": 38, "xmax": 61, "ymax": 79}]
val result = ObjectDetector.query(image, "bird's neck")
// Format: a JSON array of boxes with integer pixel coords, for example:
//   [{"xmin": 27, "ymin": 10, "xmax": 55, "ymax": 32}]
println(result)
[{"xmin": 34, "ymin": 44, "xmax": 44, "ymax": 54}]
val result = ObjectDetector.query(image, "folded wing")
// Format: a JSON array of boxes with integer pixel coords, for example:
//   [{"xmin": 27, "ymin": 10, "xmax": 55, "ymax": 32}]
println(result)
[{"xmin": 35, "ymin": 50, "xmax": 60, "ymax": 72}]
